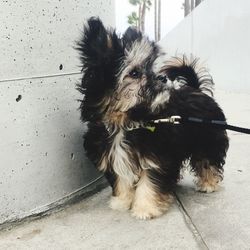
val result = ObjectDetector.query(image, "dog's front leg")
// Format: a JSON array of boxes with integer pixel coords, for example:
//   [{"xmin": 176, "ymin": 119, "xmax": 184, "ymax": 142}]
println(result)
[
  {"xmin": 109, "ymin": 176, "xmax": 135, "ymax": 211},
  {"xmin": 131, "ymin": 171, "xmax": 173, "ymax": 220}
]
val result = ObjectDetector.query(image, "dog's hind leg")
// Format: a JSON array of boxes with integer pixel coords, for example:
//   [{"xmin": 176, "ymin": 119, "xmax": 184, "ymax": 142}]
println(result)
[
  {"xmin": 191, "ymin": 159, "xmax": 223, "ymax": 193},
  {"xmin": 190, "ymin": 129, "xmax": 229, "ymax": 193},
  {"xmin": 131, "ymin": 171, "xmax": 173, "ymax": 220}
]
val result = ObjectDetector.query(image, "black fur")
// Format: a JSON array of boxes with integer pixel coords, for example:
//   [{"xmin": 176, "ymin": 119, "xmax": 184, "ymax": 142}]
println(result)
[
  {"xmin": 77, "ymin": 17, "xmax": 229, "ymax": 219},
  {"xmin": 76, "ymin": 17, "xmax": 124, "ymax": 122},
  {"xmin": 122, "ymin": 27, "xmax": 142, "ymax": 49},
  {"xmin": 163, "ymin": 57, "xmax": 215, "ymax": 96},
  {"xmin": 128, "ymin": 86, "xmax": 228, "ymax": 191}
]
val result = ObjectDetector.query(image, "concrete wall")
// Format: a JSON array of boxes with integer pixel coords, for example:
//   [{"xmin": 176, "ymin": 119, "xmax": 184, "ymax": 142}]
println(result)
[
  {"xmin": 160, "ymin": 0, "xmax": 250, "ymax": 92},
  {"xmin": 0, "ymin": 0, "xmax": 114, "ymax": 225}
]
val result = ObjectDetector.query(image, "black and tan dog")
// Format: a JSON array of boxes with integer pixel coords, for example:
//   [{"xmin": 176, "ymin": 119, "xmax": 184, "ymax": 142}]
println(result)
[{"xmin": 77, "ymin": 17, "xmax": 229, "ymax": 219}]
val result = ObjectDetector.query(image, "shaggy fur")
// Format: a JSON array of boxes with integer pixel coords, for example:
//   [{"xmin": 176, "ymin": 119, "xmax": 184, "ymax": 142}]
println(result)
[{"xmin": 77, "ymin": 17, "xmax": 229, "ymax": 219}]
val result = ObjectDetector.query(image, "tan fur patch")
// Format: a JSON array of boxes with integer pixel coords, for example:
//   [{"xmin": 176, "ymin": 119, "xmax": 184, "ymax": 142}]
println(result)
[
  {"xmin": 93, "ymin": 95, "xmax": 111, "ymax": 116},
  {"xmin": 109, "ymin": 76, "xmax": 146, "ymax": 113},
  {"xmin": 110, "ymin": 177, "xmax": 135, "ymax": 211},
  {"xmin": 139, "ymin": 156, "xmax": 160, "ymax": 170},
  {"xmin": 110, "ymin": 38, "xmax": 153, "ymax": 113},
  {"xmin": 98, "ymin": 153, "xmax": 108, "ymax": 172},
  {"xmin": 195, "ymin": 160, "xmax": 222, "ymax": 193},
  {"xmin": 131, "ymin": 171, "xmax": 172, "ymax": 220},
  {"xmin": 125, "ymin": 38, "xmax": 154, "ymax": 66},
  {"xmin": 106, "ymin": 111, "xmax": 128, "ymax": 127},
  {"xmin": 107, "ymin": 35, "xmax": 112, "ymax": 49}
]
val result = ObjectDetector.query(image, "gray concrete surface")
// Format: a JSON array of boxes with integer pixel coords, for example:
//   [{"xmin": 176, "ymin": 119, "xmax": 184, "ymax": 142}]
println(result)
[
  {"xmin": 0, "ymin": 189, "xmax": 202, "ymax": 250},
  {"xmin": 175, "ymin": 90, "xmax": 250, "ymax": 250},
  {"xmin": 0, "ymin": 90, "xmax": 249, "ymax": 250},
  {"xmin": 0, "ymin": 0, "xmax": 115, "ymax": 224},
  {"xmin": 0, "ymin": 0, "xmax": 115, "ymax": 80}
]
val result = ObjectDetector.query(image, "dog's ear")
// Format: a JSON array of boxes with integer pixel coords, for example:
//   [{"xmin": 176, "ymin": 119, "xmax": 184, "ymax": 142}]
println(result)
[
  {"xmin": 122, "ymin": 27, "xmax": 142, "ymax": 49},
  {"xmin": 77, "ymin": 17, "xmax": 122, "ymax": 67}
]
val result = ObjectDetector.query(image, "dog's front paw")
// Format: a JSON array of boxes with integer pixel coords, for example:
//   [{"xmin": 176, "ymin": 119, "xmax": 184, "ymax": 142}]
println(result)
[
  {"xmin": 131, "ymin": 208, "xmax": 161, "ymax": 220},
  {"xmin": 109, "ymin": 196, "xmax": 132, "ymax": 211},
  {"xmin": 131, "ymin": 203, "xmax": 164, "ymax": 220}
]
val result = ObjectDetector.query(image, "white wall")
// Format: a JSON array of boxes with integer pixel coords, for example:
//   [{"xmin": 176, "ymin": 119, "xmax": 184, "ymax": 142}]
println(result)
[
  {"xmin": 160, "ymin": 0, "xmax": 250, "ymax": 93},
  {"xmin": 0, "ymin": 0, "xmax": 114, "ymax": 225}
]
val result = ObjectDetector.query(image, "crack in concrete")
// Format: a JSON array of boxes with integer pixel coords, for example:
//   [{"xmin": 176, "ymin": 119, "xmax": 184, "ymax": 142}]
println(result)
[{"xmin": 174, "ymin": 192, "xmax": 209, "ymax": 250}]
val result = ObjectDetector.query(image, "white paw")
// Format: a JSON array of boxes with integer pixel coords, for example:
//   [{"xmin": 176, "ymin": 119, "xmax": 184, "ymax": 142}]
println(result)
[
  {"xmin": 109, "ymin": 196, "xmax": 131, "ymax": 211},
  {"xmin": 131, "ymin": 205, "xmax": 164, "ymax": 220},
  {"xmin": 195, "ymin": 182, "xmax": 219, "ymax": 193},
  {"xmin": 131, "ymin": 210, "xmax": 156, "ymax": 220}
]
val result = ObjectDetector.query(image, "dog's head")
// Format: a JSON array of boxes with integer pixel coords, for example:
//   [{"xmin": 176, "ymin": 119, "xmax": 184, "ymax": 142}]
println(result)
[{"xmin": 77, "ymin": 17, "xmax": 169, "ymax": 126}]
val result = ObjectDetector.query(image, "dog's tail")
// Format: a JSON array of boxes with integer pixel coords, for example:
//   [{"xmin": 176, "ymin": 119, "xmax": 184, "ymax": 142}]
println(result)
[{"xmin": 163, "ymin": 56, "xmax": 214, "ymax": 97}]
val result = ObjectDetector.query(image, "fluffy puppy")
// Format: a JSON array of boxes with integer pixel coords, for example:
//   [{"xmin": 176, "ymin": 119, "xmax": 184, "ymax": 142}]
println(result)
[{"xmin": 77, "ymin": 17, "xmax": 229, "ymax": 219}]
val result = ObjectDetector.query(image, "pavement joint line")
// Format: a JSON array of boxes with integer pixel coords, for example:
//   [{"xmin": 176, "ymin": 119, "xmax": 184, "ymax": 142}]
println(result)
[
  {"xmin": 174, "ymin": 192, "xmax": 209, "ymax": 250},
  {"xmin": 0, "ymin": 71, "xmax": 81, "ymax": 83}
]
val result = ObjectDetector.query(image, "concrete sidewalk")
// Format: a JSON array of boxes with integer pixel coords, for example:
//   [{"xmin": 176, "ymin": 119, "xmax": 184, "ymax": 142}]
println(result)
[{"xmin": 0, "ymin": 90, "xmax": 250, "ymax": 250}]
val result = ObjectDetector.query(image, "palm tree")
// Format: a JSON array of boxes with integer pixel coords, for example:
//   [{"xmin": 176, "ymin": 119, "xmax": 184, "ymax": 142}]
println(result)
[
  {"xmin": 195, "ymin": 0, "xmax": 202, "ymax": 7},
  {"xmin": 184, "ymin": 0, "xmax": 203, "ymax": 17},
  {"xmin": 184, "ymin": 0, "xmax": 191, "ymax": 16},
  {"xmin": 153, "ymin": 0, "xmax": 162, "ymax": 41},
  {"xmin": 154, "ymin": 0, "xmax": 157, "ymax": 40},
  {"xmin": 127, "ymin": 0, "xmax": 152, "ymax": 33},
  {"xmin": 157, "ymin": 0, "xmax": 161, "ymax": 41},
  {"xmin": 154, "ymin": 0, "xmax": 161, "ymax": 41},
  {"xmin": 127, "ymin": 11, "xmax": 139, "ymax": 28},
  {"xmin": 191, "ymin": 0, "xmax": 194, "ymax": 11}
]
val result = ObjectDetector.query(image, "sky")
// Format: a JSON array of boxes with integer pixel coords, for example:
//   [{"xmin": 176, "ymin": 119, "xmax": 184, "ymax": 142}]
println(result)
[{"xmin": 115, "ymin": 0, "xmax": 184, "ymax": 40}]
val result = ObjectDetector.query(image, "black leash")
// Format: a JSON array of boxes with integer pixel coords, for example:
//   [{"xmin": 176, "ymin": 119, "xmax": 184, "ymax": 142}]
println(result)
[{"xmin": 152, "ymin": 116, "xmax": 250, "ymax": 134}]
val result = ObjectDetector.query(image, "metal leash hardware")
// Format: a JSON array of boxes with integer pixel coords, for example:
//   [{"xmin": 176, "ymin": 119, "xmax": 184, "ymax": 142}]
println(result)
[
  {"xmin": 125, "ymin": 121, "xmax": 147, "ymax": 131},
  {"xmin": 152, "ymin": 115, "xmax": 182, "ymax": 124},
  {"xmin": 152, "ymin": 115, "xmax": 250, "ymax": 134}
]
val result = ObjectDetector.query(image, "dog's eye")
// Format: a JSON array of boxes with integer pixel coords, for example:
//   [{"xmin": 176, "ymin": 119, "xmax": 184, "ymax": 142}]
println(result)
[
  {"xmin": 129, "ymin": 69, "xmax": 142, "ymax": 79},
  {"xmin": 156, "ymin": 75, "xmax": 168, "ymax": 83}
]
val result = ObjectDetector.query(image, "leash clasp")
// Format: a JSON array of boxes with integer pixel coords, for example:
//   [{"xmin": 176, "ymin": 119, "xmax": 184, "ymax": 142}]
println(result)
[
  {"xmin": 170, "ymin": 115, "xmax": 182, "ymax": 124},
  {"xmin": 152, "ymin": 115, "xmax": 181, "ymax": 124}
]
